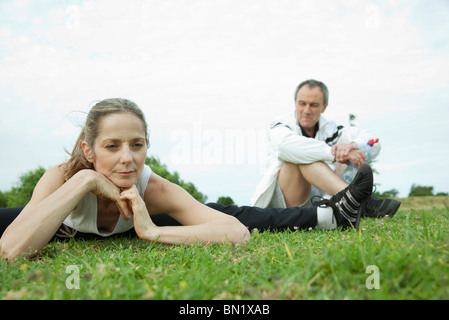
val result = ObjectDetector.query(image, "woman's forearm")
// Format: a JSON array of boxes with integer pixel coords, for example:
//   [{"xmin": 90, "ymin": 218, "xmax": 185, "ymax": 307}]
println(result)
[
  {"xmin": 124, "ymin": 178, "xmax": 251, "ymax": 247},
  {"xmin": 0, "ymin": 170, "xmax": 94, "ymax": 259},
  {"xmin": 141, "ymin": 217, "xmax": 250, "ymax": 246}
]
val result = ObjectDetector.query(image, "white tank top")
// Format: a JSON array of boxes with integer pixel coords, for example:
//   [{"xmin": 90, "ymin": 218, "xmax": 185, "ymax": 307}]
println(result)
[{"xmin": 63, "ymin": 165, "xmax": 152, "ymax": 236}]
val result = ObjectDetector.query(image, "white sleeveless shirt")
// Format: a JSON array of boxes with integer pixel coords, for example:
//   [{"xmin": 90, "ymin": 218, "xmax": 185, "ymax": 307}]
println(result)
[{"xmin": 63, "ymin": 165, "xmax": 152, "ymax": 237}]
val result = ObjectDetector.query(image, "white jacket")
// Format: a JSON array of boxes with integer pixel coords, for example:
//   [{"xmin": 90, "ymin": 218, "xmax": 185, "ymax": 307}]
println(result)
[{"xmin": 250, "ymin": 112, "xmax": 380, "ymax": 208}]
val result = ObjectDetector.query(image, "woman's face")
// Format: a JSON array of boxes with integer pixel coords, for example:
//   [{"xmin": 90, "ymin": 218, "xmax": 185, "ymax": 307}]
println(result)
[{"xmin": 83, "ymin": 113, "xmax": 148, "ymax": 189}]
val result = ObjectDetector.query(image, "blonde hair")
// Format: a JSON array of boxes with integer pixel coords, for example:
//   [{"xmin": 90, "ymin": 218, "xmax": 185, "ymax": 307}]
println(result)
[{"xmin": 64, "ymin": 98, "xmax": 149, "ymax": 181}]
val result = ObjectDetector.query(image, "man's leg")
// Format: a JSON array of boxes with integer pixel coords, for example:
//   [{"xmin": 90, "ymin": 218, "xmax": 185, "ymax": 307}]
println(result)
[
  {"xmin": 333, "ymin": 163, "xmax": 401, "ymax": 218},
  {"xmin": 206, "ymin": 203, "xmax": 318, "ymax": 232},
  {"xmin": 278, "ymin": 161, "xmax": 348, "ymax": 207},
  {"xmin": 312, "ymin": 163, "xmax": 374, "ymax": 229},
  {"xmin": 150, "ymin": 203, "xmax": 338, "ymax": 231},
  {"xmin": 334, "ymin": 163, "xmax": 348, "ymax": 178}
]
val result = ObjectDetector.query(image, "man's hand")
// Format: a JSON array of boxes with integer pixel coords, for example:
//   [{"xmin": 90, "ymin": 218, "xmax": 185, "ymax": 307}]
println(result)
[{"xmin": 331, "ymin": 142, "xmax": 366, "ymax": 168}]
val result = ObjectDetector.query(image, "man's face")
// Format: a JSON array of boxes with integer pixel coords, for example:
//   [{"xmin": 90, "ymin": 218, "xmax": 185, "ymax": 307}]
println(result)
[{"xmin": 295, "ymin": 85, "xmax": 327, "ymax": 135}]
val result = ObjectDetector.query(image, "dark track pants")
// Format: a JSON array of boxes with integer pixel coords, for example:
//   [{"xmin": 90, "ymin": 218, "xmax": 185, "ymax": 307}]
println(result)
[{"xmin": 0, "ymin": 204, "xmax": 317, "ymax": 240}]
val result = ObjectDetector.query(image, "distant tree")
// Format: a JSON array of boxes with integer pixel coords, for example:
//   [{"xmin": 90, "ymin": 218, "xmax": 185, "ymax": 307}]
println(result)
[
  {"xmin": 145, "ymin": 156, "xmax": 207, "ymax": 203},
  {"xmin": 216, "ymin": 196, "xmax": 235, "ymax": 206},
  {"xmin": 0, "ymin": 191, "xmax": 7, "ymax": 208},
  {"xmin": 2, "ymin": 166, "xmax": 46, "ymax": 207},
  {"xmin": 1, "ymin": 157, "xmax": 208, "ymax": 207},
  {"xmin": 349, "ymin": 113, "xmax": 357, "ymax": 126},
  {"xmin": 409, "ymin": 184, "xmax": 434, "ymax": 197},
  {"xmin": 382, "ymin": 189, "xmax": 399, "ymax": 198},
  {"xmin": 373, "ymin": 188, "xmax": 399, "ymax": 199}
]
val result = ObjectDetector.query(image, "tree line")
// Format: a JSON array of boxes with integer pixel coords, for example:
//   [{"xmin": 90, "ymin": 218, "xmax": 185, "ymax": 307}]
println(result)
[
  {"xmin": 0, "ymin": 156, "xmax": 446, "ymax": 208},
  {"xmin": 372, "ymin": 184, "xmax": 447, "ymax": 198},
  {"xmin": 0, "ymin": 156, "xmax": 235, "ymax": 208}
]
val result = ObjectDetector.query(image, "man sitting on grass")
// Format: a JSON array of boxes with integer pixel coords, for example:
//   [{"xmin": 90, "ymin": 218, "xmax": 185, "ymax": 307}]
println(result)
[{"xmin": 251, "ymin": 79, "xmax": 400, "ymax": 225}]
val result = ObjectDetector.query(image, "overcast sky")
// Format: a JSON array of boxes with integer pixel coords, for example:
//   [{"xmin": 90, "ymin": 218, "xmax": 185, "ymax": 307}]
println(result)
[{"xmin": 1, "ymin": 0, "xmax": 448, "ymax": 205}]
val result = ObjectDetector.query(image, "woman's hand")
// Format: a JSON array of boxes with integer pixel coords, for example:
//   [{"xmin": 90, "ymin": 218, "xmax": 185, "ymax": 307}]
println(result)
[
  {"xmin": 85, "ymin": 170, "xmax": 132, "ymax": 220},
  {"xmin": 120, "ymin": 185, "xmax": 159, "ymax": 241}
]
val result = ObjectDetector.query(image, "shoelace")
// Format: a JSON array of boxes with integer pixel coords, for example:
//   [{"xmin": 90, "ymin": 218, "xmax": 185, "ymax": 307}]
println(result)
[
  {"xmin": 311, "ymin": 195, "xmax": 330, "ymax": 207},
  {"xmin": 311, "ymin": 190, "xmax": 360, "ymax": 223}
]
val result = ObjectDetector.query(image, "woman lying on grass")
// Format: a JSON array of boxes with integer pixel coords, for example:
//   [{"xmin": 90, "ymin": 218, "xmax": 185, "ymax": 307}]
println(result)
[
  {"xmin": 0, "ymin": 98, "xmax": 249, "ymax": 259},
  {"xmin": 0, "ymin": 98, "xmax": 373, "ymax": 260}
]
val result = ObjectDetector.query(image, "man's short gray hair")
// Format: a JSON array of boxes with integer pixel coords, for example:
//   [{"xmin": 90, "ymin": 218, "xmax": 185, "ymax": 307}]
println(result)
[{"xmin": 294, "ymin": 79, "xmax": 329, "ymax": 106}]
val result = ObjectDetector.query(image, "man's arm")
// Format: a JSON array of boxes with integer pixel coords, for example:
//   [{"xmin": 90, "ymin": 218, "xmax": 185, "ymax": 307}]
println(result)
[{"xmin": 270, "ymin": 124, "xmax": 335, "ymax": 164}]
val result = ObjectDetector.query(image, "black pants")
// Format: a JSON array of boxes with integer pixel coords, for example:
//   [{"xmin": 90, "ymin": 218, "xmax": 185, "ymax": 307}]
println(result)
[{"xmin": 0, "ymin": 204, "xmax": 317, "ymax": 240}]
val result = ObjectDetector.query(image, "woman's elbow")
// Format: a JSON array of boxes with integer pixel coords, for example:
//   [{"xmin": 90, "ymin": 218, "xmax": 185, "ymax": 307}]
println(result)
[
  {"xmin": 225, "ymin": 218, "xmax": 250, "ymax": 245},
  {"xmin": 1, "ymin": 246, "xmax": 37, "ymax": 261},
  {"xmin": 0, "ymin": 240, "xmax": 20, "ymax": 260},
  {"xmin": 0, "ymin": 234, "xmax": 15, "ymax": 260},
  {"xmin": 0, "ymin": 235, "xmax": 37, "ymax": 260},
  {"xmin": 239, "ymin": 226, "xmax": 251, "ymax": 244}
]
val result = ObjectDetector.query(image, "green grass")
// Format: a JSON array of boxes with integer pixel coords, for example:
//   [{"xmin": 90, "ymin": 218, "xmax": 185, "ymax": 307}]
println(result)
[{"xmin": 1, "ymin": 207, "xmax": 449, "ymax": 300}]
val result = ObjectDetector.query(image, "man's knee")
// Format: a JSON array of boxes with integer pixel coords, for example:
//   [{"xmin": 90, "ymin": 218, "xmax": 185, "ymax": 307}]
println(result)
[
  {"xmin": 279, "ymin": 161, "xmax": 302, "ymax": 176},
  {"xmin": 278, "ymin": 162, "xmax": 311, "ymax": 207}
]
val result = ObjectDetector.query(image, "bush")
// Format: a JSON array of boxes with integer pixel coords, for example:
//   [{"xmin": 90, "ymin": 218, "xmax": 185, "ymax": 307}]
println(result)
[
  {"xmin": 409, "ymin": 184, "xmax": 434, "ymax": 197},
  {"xmin": 1, "ymin": 166, "xmax": 46, "ymax": 207},
  {"xmin": 145, "ymin": 156, "xmax": 207, "ymax": 203},
  {"xmin": 216, "ymin": 196, "xmax": 235, "ymax": 206},
  {"xmin": 1, "ymin": 157, "xmax": 208, "ymax": 208},
  {"xmin": 0, "ymin": 191, "xmax": 7, "ymax": 208},
  {"xmin": 373, "ymin": 188, "xmax": 399, "ymax": 198}
]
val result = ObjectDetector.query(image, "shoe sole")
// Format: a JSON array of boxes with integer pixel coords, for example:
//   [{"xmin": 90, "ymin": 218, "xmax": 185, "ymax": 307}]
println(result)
[{"xmin": 386, "ymin": 200, "xmax": 401, "ymax": 218}]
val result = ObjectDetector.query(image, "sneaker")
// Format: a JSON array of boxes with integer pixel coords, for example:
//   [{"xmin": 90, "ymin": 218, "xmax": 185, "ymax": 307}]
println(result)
[
  {"xmin": 363, "ymin": 196, "xmax": 401, "ymax": 218},
  {"xmin": 312, "ymin": 163, "xmax": 373, "ymax": 229}
]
